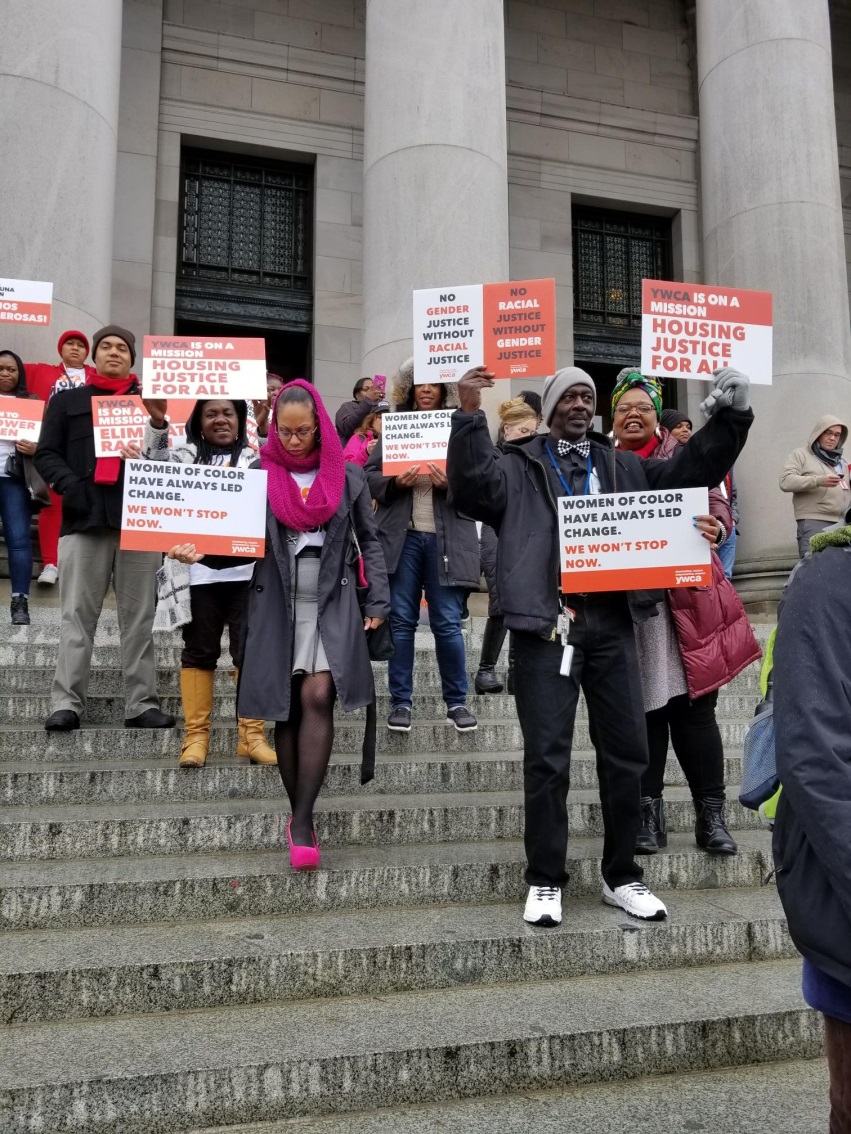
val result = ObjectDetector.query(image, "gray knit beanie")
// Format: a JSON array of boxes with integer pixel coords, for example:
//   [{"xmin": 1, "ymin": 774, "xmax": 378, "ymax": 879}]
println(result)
[
  {"xmin": 92, "ymin": 324, "xmax": 136, "ymax": 366},
  {"xmin": 541, "ymin": 367, "xmax": 596, "ymax": 426}
]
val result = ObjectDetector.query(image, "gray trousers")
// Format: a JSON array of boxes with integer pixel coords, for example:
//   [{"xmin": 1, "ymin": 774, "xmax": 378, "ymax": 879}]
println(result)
[
  {"xmin": 796, "ymin": 518, "xmax": 834, "ymax": 559},
  {"xmin": 53, "ymin": 531, "xmax": 161, "ymax": 718}
]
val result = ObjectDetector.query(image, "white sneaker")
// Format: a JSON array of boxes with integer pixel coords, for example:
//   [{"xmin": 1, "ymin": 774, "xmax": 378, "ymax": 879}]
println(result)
[
  {"xmin": 523, "ymin": 885, "xmax": 562, "ymax": 927},
  {"xmin": 602, "ymin": 881, "xmax": 667, "ymax": 921},
  {"xmin": 38, "ymin": 564, "xmax": 59, "ymax": 586}
]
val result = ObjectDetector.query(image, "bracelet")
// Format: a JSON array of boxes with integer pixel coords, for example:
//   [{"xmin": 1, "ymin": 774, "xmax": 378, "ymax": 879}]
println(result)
[{"xmin": 715, "ymin": 522, "xmax": 727, "ymax": 547}]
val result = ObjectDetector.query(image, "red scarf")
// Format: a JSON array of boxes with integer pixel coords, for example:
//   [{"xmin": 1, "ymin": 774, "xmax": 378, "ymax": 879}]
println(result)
[
  {"xmin": 260, "ymin": 379, "xmax": 346, "ymax": 531},
  {"xmin": 627, "ymin": 434, "xmax": 661, "ymax": 461},
  {"xmin": 86, "ymin": 373, "xmax": 137, "ymax": 484}
]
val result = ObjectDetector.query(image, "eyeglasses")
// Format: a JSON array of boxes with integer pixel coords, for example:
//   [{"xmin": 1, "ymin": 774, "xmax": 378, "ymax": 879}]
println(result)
[
  {"xmin": 614, "ymin": 403, "xmax": 656, "ymax": 416},
  {"xmin": 277, "ymin": 426, "xmax": 317, "ymax": 441}
]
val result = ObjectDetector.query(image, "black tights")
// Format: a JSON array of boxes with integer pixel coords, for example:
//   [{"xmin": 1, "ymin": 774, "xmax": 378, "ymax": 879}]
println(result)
[
  {"xmin": 274, "ymin": 672, "xmax": 336, "ymax": 845},
  {"xmin": 643, "ymin": 690, "xmax": 725, "ymax": 800}
]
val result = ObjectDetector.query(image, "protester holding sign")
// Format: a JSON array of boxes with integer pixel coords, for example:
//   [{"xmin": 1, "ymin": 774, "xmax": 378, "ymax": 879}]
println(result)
[
  {"xmin": 366, "ymin": 358, "xmax": 480, "ymax": 734},
  {"xmin": 335, "ymin": 376, "xmax": 385, "ymax": 443},
  {"xmin": 34, "ymin": 325, "xmax": 175, "ymax": 733},
  {"xmin": 139, "ymin": 399, "xmax": 277, "ymax": 768},
  {"xmin": 611, "ymin": 371, "xmax": 760, "ymax": 857},
  {"xmin": 779, "ymin": 416, "xmax": 850, "ymax": 557},
  {"xmin": 447, "ymin": 363, "xmax": 753, "ymax": 929},
  {"xmin": 0, "ymin": 350, "xmax": 43, "ymax": 624},
  {"xmin": 25, "ymin": 330, "xmax": 92, "ymax": 586},
  {"xmin": 238, "ymin": 380, "xmax": 389, "ymax": 870}
]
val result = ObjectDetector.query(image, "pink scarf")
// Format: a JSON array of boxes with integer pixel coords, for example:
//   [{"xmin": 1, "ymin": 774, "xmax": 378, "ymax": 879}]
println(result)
[{"xmin": 260, "ymin": 378, "xmax": 346, "ymax": 531}]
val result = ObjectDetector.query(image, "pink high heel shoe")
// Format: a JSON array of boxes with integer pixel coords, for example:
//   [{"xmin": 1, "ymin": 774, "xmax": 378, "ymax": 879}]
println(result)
[{"xmin": 286, "ymin": 818, "xmax": 321, "ymax": 871}]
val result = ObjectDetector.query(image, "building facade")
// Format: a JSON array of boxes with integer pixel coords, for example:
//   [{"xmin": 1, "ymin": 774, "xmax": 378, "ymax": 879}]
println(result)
[{"xmin": 3, "ymin": 0, "xmax": 851, "ymax": 599}]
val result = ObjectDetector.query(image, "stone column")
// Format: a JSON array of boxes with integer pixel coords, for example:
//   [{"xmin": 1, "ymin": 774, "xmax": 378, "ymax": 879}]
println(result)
[
  {"xmin": 0, "ymin": 1, "xmax": 123, "ymax": 359},
  {"xmin": 362, "ymin": 0, "xmax": 509, "ymax": 415},
  {"xmin": 697, "ymin": 0, "xmax": 851, "ymax": 602}
]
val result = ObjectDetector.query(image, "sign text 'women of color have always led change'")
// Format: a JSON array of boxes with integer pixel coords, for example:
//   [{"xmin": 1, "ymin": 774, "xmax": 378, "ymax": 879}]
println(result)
[
  {"xmin": 413, "ymin": 278, "xmax": 556, "ymax": 384},
  {"xmin": 559, "ymin": 487, "xmax": 711, "ymax": 592},
  {"xmin": 141, "ymin": 337, "xmax": 268, "ymax": 399},
  {"xmin": 381, "ymin": 410, "xmax": 453, "ymax": 474},
  {"xmin": 120, "ymin": 460, "xmax": 268, "ymax": 557},
  {"xmin": 640, "ymin": 280, "xmax": 773, "ymax": 384}
]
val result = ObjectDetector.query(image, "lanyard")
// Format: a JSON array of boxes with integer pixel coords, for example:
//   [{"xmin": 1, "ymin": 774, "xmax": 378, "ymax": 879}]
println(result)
[{"xmin": 544, "ymin": 442, "xmax": 592, "ymax": 497}]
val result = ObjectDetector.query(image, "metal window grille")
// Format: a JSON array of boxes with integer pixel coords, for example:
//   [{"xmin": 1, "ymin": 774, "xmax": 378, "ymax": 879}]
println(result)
[{"xmin": 179, "ymin": 150, "xmax": 312, "ymax": 291}]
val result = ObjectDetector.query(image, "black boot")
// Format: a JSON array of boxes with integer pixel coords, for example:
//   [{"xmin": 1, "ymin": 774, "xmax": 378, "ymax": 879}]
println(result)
[
  {"xmin": 506, "ymin": 635, "xmax": 516, "ymax": 695},
  {"xmin": 635, "ymin": 796, "xmax": 667, "ymax": 854},
  {"xmin": 694, "ymin": 796, "xmax": 738, "ymax": 855},
  {"xmin": 474, "ymin": 618, "xmax": 507, "ymax": 694},
  {"xmin": 10, "ymin": 594, "xmax": 30, "ymax": 625}
]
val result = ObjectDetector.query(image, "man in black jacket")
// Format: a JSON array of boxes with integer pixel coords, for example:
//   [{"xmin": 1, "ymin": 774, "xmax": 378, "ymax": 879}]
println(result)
[
  {"xmin": 34, "ymin": 325, "xmax": 175, "ymax": 732},
  {"xmin": 448, "ymin": 364, "xmax": 753, "ymax": 927},
  {"xmin": 335, "ymin": 376, "xmax": 385, "ymax": 443},
  {"xmin": 773, "ymin": 528, "xmax": 851, "ymax": 1130}
]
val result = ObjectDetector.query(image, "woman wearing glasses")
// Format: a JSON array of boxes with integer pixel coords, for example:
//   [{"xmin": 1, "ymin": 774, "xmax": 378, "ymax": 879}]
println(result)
[
  {"xmin": 474, "ymin": 396, "xmax": 540, "ymax": 695},
  {"xmin": 611, "ymin": 370, "xmax": 760, "ymax": 858},
  {"xmin": 237, "ymin": 380, "xmax": 389, "ymax": 870}
]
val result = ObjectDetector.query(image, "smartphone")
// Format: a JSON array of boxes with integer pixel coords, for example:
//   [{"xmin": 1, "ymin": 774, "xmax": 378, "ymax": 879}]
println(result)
[{"xmin": 373, "ymin": 374, "xmax": 386, "ymax": 394}]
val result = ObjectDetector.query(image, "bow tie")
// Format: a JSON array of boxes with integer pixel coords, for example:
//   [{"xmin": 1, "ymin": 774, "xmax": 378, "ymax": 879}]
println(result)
[{"xmin": 556, "ymin": 439, "xmax": 590, "ymax": 459}]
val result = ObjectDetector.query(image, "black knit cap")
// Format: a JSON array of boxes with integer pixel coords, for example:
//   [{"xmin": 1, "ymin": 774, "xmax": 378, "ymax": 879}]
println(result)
[
  {"xmin": 92, "ymin": 324, "xmax": 136, "ymax": 366},
  {"xmin": 660, "ymin": 408, "xmax": 692, "ymax": 432}
]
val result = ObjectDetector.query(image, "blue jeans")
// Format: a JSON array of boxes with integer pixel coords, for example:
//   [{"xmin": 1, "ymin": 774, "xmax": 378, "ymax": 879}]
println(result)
[
  {"xmin": 717, "ymin": 525, "xmax": 737, "ymax": 579},
  {"xmin": 0, "ymin": 473, "xmax": 33, "ymax": 594},
  {"xmin": 388, "ymin": 530, "xmax": 468, "ymax": 709}
]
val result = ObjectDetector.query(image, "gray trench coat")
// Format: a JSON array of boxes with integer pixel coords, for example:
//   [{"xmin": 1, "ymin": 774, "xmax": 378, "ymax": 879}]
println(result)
[{"xmin": 237, "ymin": 465, "xmax": 390, "ymax": 721}]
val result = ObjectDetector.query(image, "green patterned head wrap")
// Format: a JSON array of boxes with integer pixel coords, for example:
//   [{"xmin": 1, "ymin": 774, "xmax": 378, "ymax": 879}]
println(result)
[{"xmin": 611, "ymin": 369, "xmax": 663, "ymax": 419}]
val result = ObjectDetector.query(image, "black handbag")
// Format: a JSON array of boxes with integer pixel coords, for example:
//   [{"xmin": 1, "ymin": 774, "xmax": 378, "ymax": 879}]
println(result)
[{"xmin": 4, "ymin": 452, "xmax": 50, "ymax": 511}]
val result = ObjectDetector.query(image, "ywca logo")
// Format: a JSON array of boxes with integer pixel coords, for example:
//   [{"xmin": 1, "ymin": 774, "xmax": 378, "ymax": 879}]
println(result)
[
  {"xmin": 231, "ymin": 540, "xmax": 259, "ymax": 554},
  {"xmin": 674, "ymin": 569, "xmax": 705, "ymax": 585},
  {"xmin": 510, "ymin": 365, "xmax": 526, "ymax": 374}
]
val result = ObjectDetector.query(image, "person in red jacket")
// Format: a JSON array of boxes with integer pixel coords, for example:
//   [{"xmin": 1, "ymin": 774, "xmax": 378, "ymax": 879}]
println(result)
[
  {"xmin": 25, "ymin": 330, "xmax": 91, "ymax": 585},
  {"xmin": 611, "ymin": 370, "xmax": 761, "ymax": 857}
]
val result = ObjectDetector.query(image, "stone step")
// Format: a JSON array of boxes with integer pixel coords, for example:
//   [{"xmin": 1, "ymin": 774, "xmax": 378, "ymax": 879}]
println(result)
[
  {"xmin": 0, "ymin": 887, "xmax": 794, "ymax": 1025},
  {"xmin": 0, "ymin": 688, "xmax": 761, "ymax": 723},
  {"xmin": 0, "ymin": 787, "xmax": 763, "ymax": 863},
  {"xmin": 0, "ymin": 751, "xmax": 749, "ymax": 807},
  {"xmin": 194, "ymin": 1058, "xmax": 829, "ymax": 1134},
  {"xmin": 0, "ymin": 650, "xmax": 765, "ymax": 693},
  {"xmin": 0, "ymin": 958, "xmax": 818, "ymax": 1134},
  {"xmin": 0, "ymin": 828, "xmax": 773, "ymax": 932},
  {"xmin": 0, "ymin": 716, "xmax": 753, "ymax": 761}
]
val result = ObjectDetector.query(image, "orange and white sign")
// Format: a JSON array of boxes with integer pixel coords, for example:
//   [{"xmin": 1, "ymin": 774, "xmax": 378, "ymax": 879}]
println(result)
[
  {"xmin": 0, "ymin": 278, "xmax": 53, "ymax": 326},
  {"xmin": 381, "ymin": 409, "xmax": 453, "ymax": 474},
  {"xmin": 120, "ymin": 459, "xmax": 267, "ymax": 557},
  {"xmin": 141, "ymin": 336, "xmax": 267, "ymax": 399},
  {"xmin": 641, "ymin": 280, "xmax": 773, "ymax": 385},
  {"xmin": 559, "ymin": 487, "xmax": 711, "ymax": 593},
  {"xmin": 413, "ymin": 278, "xmax": 556, "ymax": 383},
  {"xmin": 0, "ymin": 396, "xmax": 44, "ymax": 442},
  {"xmin": 92, "ymin": 396, "xmax": 194, "ymax": 457}
]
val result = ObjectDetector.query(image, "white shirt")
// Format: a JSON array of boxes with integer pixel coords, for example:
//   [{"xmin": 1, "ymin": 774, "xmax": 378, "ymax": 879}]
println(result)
[{"xmin": 289, "ymin": 469, "xmax": 327, "ymax": 555}]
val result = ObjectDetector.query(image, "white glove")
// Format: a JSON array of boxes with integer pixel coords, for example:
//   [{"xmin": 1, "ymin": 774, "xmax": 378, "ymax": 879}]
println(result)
[{"xmin": 699, "ymin": 367, "xmax": 750, "ymax": 417}]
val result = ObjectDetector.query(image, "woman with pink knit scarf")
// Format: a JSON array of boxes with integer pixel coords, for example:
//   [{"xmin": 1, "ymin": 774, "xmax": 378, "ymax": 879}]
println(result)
[{"xmin": 238, "ymin": 380, "xmax": 390, "ymax": 870}]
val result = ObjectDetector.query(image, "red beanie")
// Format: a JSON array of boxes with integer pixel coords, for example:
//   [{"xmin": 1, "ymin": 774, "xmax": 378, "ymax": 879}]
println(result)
[{"xmin": 58, "ymin": 329, "xmax": 90, "ymax": 356}]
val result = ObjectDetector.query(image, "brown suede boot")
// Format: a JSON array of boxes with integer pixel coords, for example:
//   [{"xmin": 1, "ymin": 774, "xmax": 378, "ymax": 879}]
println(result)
[
  {"xmin": 179, "ymin": 669, "xmax": 214, "ymax": 768},
  {"xmin": 232, "ymin": 668, "xmax": 277, "ymax": 764}
]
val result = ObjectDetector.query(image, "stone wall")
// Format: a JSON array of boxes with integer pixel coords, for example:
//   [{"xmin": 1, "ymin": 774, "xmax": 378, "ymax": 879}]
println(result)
[{"xmin": 831, "ymin": 4, "xmax": 851, "ymax": 300}]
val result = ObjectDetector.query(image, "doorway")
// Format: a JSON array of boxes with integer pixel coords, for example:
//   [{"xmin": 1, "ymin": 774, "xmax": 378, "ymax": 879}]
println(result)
[{"xmin": 174, "ymin": 318, "xmax": 310, "ymax": 381}]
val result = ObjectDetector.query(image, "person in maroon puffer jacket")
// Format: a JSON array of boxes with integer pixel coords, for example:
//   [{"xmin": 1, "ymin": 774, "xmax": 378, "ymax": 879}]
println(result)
[{"xmin": 611, "ymin": 370, "xmax": 761, "ymax": 857}]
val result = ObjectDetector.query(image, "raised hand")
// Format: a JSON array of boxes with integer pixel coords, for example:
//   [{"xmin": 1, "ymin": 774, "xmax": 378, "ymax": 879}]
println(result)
[{"xmin": 457, "ymin": 366, "xmax": 496, "ymax": 413}]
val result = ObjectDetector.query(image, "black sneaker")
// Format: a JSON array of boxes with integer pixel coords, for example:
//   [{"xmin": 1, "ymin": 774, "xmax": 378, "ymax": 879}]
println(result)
[
  {"xmin": 10, "ymin": 594, "xmax": 29, "ymax": 625},
  {"xmin": 447, "ymin": 705, "xmax": 477, "ymax": 731},
  {"xmin": 387, "ymin": 705, "xmax": 412, "ymax": 732}
]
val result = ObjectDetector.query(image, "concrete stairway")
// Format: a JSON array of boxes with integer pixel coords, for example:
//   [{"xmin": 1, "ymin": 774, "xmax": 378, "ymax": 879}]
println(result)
[{"xmin": 0, "ymin": 612, "xmax": 827, "ymax": 1133}]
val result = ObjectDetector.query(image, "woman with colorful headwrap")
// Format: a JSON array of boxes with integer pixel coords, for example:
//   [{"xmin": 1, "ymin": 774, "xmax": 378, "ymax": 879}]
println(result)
[
  {"xmin": 236, "ymin": 380, "xmax": 390, "ymax": 870},
  {"xmin": 610, "ymin": 368, "xmax": 760, "ymax": 858}
]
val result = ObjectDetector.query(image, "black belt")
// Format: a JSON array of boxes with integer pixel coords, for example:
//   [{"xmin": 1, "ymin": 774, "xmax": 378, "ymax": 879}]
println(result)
[{"xmin": 297, "ymin": 546, "xmax": 322, "ymax": 559}]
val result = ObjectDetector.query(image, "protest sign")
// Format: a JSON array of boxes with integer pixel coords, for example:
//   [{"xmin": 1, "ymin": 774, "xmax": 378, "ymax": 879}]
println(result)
[
  {"xmin": 413, "ymin": 278, "xmax": 556, "ymax": 383},
  {"xmin": 640, "ymin": 280, "xmax": 773, "ymax": 385},
  {"xmin": 382, "ymin": 409, "xmax": 453, "ymax": 474},
  {"xmin": 0, "ymin": 396, "xmax": 44, "ymax": 442},
  {"xmin": 0, "ymin": 278, "xmax": 53, "ymax": 326},
  {"xmin": 92, "ymin": 396, "xmax": 192, "ymax": 457},
  {"xmin": 559, "ymin": 487, "xmax": 711, "ymax": 592},
  {"xmin": 120, "ymin": 459, "xmax": 268, "ymax": 557},
  {"xmin": 141, "ymin": 336, "xmax": 267, "ymax": 399}
]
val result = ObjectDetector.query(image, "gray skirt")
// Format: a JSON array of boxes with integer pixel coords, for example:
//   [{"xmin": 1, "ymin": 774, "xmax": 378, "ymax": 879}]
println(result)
[{"xmin": 292, "ymin": 551, "xmax": 330, "ymax": 675}]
